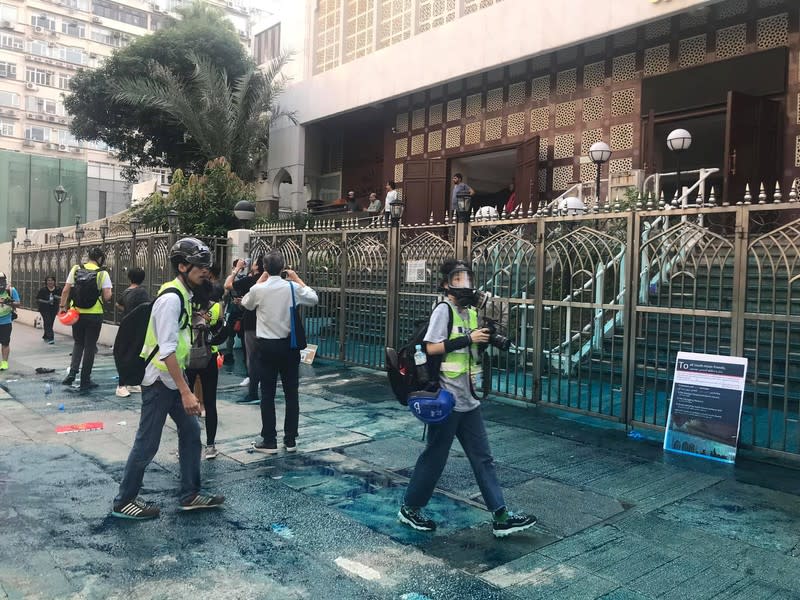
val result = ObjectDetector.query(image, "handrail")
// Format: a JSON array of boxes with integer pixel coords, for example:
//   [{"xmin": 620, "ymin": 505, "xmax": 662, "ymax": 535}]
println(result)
[{"xmin": 642, "ymin": 167, "xmax": 719, "ymax": 205}]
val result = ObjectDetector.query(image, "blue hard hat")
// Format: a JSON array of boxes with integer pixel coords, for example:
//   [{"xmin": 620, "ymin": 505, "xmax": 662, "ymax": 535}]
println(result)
[{"xmin": 408, "ymin": 388, "xmax": 455, "ymax": 425}]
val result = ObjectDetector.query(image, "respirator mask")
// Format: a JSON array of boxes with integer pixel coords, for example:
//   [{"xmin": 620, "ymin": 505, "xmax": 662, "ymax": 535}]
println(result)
[{"xmin": 446, "ymin": 264, "xmax": 476, "ymax": 308}]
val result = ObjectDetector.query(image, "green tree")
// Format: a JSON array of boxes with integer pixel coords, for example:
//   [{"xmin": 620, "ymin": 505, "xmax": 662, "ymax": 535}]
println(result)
[
  {"xmin": 65, "ymin": 2, "xmax": 253, "ymax": 180},
  {"xmin": 110, "ymin": 50, "xmax": 292, "ymax": 182},
  {"xmin": 133, "ymin": 157, "xmax": 255, "ymax": 237}
]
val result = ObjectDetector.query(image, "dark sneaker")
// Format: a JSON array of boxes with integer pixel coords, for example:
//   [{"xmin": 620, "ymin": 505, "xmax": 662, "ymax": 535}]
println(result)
[
  {"xmin": 398, "ymin": 505, "xmax": 436, "ymax": 532},
  {"xmin": 284, "ymin": 439, "xmax": 297, "ymax": 453},
  {"xmin": 252, "ymin": 440, "xmax": 278, "ymax": 454},
  {"xmin": 111, "ymin": 497, "xmax": 160, "ymax": 520},
  {"xmin": 62, "ymin": 373, "xmax": 75, "ymax": 386},
  {"xmin": 492, "ymin": 509, "xmax": 537, "ymax": 538},
  {"xmin": 79, "ymin": 381, "xmax": 99, "ymax": 392},
  {"xmin": 179, "ymin": 492, "xmax": 225, "ymax": 511}
]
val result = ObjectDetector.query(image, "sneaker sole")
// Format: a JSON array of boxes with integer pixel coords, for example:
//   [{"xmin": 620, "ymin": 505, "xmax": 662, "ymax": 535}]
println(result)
[
  {"xmin": 493, "ymin": 518, "xmax": 537, "ymax": 538},
  {"xmin": 284, "ymin": 446, "xmax": 297, "ymax": 453},
  {"xmin": 111, "ymin": 510, "xmax": 159, "ymax": 520},
  {"xmin": 252, "ymin": 446, "xmax": 278, "ymax": 455},
  {"xmin": 205, "ymin": 454, "xmax": 218, "ymax": 460},
  {"xmin": 397, "ymin": 510, "xmax": 435, "ymax": 532},
  {"xmin": 179, "ymin": 503, "xmax": 223, "ymax": 511}
]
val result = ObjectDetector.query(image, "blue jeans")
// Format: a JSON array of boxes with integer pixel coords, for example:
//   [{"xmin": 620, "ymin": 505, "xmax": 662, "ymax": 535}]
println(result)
[
  {"xmin": 115, "ymin": 380, "xmax": 201, "ymax": 505},
  {"xmin": 404, "ymin": 407, "xmax": 505, "ymax": 512}
]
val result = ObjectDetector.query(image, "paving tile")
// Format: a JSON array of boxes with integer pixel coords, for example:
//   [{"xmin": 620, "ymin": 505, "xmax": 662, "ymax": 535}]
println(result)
[
  {"xmin": 627, "ymin": 555, "xmax": 716, "ymax": 597},
  {"xmin": 664, "ymin": 564, "xmax": 746, "ymax": 600},
  {"xmin": 480, "ymin": 552, "xmax": 558, "ymax": 588},
  {"xmin": 596, "ymin": 588, "xmax": 653, "ymax": 600},
  {"xmin": 710, "ymin": 577, "xmax": 798, "ymax": 599},
  {"xmin": 502, "ymin": 478, "xmax": 626, "ymax": 537},
  {"xmin": 509, "ymin": 564, "xmax": 619, "ymax": 599}
]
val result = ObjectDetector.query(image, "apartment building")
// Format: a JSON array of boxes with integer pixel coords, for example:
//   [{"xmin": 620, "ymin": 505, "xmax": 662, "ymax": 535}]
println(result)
[
  {"xmin": 0, "ymin": 0, "xmax": 256, "ymax": 241},
  {"xmin": 262, "ymin": 0, "xmax": 800, "ymax": 225}
]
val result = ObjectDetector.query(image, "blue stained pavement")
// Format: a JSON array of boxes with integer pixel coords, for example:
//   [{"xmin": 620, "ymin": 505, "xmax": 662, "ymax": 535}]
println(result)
[{"xmin": 0, "ymin": 323, "xmax": 799, "ymax": 599}]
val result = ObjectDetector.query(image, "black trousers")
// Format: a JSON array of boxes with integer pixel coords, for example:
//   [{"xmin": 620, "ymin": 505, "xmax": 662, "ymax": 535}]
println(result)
[
  {"xmin": 186, "ymin": 353, "xmax": 220, "ymax": 446},
  {"xmin": 255, "ymin": 337, "xmax": 300, "ymax": 444},
  {"xmin": 40, "ymin": 307, "xmax": 57, "ymax": 341},
  {"xmin": 69, "ymin": 313, "xmax": 103, "ymax": 384}
]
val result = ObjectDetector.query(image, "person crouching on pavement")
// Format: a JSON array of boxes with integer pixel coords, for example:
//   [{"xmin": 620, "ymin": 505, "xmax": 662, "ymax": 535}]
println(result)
[
  {"xmin": 242, "ymin": 251, "xmax": 318, "ymax": 454},
  {"xmin": 112, "ymin": 237, "xmax": 224, "ymax": 520},
  {"xmin": 0, "ymin": 273, "xmax": 20, "ymax": 371},
  {"xmin": 398, "ymin": 259, "xmax": 537, "ymax": 538}
]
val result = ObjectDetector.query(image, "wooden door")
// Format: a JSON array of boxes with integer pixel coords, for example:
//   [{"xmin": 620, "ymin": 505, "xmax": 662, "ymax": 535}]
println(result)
[
  {"xmin": 403, "ymin": 159, "xmax": 448, "ymax": 224},
  {"xmin": 515, "ymin": 136, "xmax": 540, "ymax": 212},
  {"xmin": 723, "ymin": 91, "xmax": 781, "ymax": 204}
]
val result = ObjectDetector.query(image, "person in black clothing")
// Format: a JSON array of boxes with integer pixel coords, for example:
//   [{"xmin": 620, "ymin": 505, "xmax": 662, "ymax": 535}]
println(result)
[
  {"xmin": 115, "ymin": 267, "xmax": 150, "ymax": 398},
  {"xmin": 36, "ymin": 276, "xmax": 61, "ymax": 344},
  {"xmin": 224, "ymin": 256, "xmax": 264, "ymax": 404}
]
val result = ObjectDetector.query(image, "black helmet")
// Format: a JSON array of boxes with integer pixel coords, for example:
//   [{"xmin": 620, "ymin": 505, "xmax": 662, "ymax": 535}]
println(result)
[
  {"xmin": 88, "ymin": 246, "xmax": 105, "ymax": 264},
  {"xmin": 170, "ymin": 237, "xmax": 213, "ymax": 270}
]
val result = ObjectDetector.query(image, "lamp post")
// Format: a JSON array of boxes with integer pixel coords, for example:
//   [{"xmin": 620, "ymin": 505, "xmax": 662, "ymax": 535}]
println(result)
[
  {"xmin": 667, "ymin": 128, "xmax": 692, "ymax": 205},
  {"xmin": 167, "ymin": 209, "xmax": 179, "ymax": 247},
  {"xmin": 129, "ymin": 215, "xmax": 141, "ymax": 268},
  {"xmin": 385, "ymin": 199, "xmax": 405, "ymax": 350},
  {"xmin": 233, "ymin": 200, "xmax": 256, "ymax": 224},
  {"xmin": 99, "ymin": 218, "xmax": 109, "ymax": 249},
  {"xmin": 22, "ymin": 235, "xmax": 31, "ymax": 249},
  {"xmin": 53, "ymin": 184, "xmax": 67, "ymax": 228},
  {"xmin": 74, "ymin": 215, "xmax": 84, "ymax": 259},
  {"xmin": 588, "ymin": 141, "xmax": 612, "ymax": 207},
  {"xmin": 55, "ymin": 232, "xmax": 64, "ymax": 281},
  {"xmin": 455, "ymin": 192, "xmax": 473, "ymax": 261}
]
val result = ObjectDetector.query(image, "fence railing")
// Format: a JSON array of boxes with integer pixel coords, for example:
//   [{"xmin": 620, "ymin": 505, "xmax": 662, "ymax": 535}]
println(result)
[
  {"xmin": 11, "ymin": 183, "xmax": 800, "ymax": 459},
  {"xmin": 11, "ymin": 231, "xmax": 228, "ymax": 324}
]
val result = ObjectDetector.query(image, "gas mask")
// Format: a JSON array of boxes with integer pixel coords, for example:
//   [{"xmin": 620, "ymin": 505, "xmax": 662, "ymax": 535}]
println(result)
[
  {"xmin": 0, "ymin": 279, "xmax": 7, "ymax": 294},
  {"xmin": 446, "ymin": 265, "xmax": 476, "ymax": 308}
]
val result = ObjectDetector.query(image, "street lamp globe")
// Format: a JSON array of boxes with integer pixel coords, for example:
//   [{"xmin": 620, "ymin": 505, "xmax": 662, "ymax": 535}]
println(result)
[
  {"xmin": 233, "ymin": 200, "xmax": 256, "ymax": 222},
  {"xmin": 666, "ymin": 128, "xmax": 692, "ymax": 152},
  {"xmin": 389, "ymin": 200, "xmax": 404, "ymax": 221},
  {"xmin": 167, "ymin": 209, "xmax": 179, "ymax": 233},
  {"xmin": 128, "ymin": 216, "xmax": 141, "ymax": 235},
  {"xmin": 456, "ymin": 192, "xmax": 472, "ymax": 222},
  {"xmin": 588, "ymin": 141, "xmax": 612, "ymax": 165}
]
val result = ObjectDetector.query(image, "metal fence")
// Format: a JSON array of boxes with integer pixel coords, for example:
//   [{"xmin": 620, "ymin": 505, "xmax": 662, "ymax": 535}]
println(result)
[
  {"xmin": 11, "ymin": 228, "xmax": 228, "ymax": 323},
  {"xmin": 247, "ymin": 188, "xmax": 800, "ymax": 459},
  {"xmin": 11, "ymin": 190, "xmax": 800, "ymax": 459}
]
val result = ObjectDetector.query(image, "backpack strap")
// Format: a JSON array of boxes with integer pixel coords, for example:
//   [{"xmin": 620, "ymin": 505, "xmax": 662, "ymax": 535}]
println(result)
[{"xmin": 143, "ymin": 288, "xmax": 189, "ymax": 367}]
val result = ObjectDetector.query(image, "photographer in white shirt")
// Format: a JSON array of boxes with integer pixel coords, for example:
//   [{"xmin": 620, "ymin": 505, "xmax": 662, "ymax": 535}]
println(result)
[{"xmin": 241, "ymin": 251, "xmax": 318, "ymax": 454}]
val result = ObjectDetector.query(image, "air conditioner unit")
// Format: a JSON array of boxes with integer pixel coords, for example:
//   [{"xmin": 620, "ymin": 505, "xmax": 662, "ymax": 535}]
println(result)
[
  {"xmin": 25, "ymin": 83, "xmax": 38, "ymax": 90},
  {"xmin": 91, "ymin": 16, "xmax": 101, "ymax": 23},
  {"xmin": 46, "ymin": 142, "xmax": 58, "ymax": 150},
  {"xmin": 47, "ymin": 41, "xmax": 57, "ymax": 48},
  {"xmin": 0, "ymin": 20, "xmax": 11, "ymax": 29},
  {"xmin": 22, "ymin": 139, "xmax": 34, "ymax": 147},
  {"xmin": 47, "ymin": 115, "xmax": 55, "ymax": 122},
  {"xmin": 71, "ymin": 147, "xmax": 81, "ymax": 153},
  {"xmin": 89, "ymin": 52, "xmax": 97, "ymax": 58},
  {"xmin": 58, "ymin": 144, "xmax": 67, "ymax": 151},
  {"xmin": 34, "ymin": 26, "xmax": 44, "ymax": 33},
  {"xmin": 49, "ymin": 30, "xmax": 58, "ymax": 37},
  {"xmin": 58, "ymin": 117, "xmax": 66, "ymax": 124}
]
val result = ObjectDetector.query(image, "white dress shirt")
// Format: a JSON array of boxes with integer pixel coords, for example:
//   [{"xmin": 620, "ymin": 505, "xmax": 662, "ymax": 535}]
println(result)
[
  {"xmin": 241, "ymin": 276, "xmax": 319, "ymax": 340},
  {"xmin": 141, "ymin": 280, "xmax": 192, "ymax": 389}
]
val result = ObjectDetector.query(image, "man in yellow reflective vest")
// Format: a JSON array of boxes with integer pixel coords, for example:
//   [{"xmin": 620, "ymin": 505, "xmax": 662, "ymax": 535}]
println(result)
[
  {"xmin": 59, "ymin": 246, "xmax": 112, "ymax": 392},
  {"xmin": 112, "ymin": 238, "xmax": 224, "ymax": 520},
  {"xmin": 398, "ymin": 259, "xmax": 538, "ymax": 538}
]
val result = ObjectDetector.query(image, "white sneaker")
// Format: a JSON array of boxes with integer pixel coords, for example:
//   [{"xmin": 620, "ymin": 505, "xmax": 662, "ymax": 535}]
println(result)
[
  {"xmin": 205, "ymin": 445, "xmax": 219, "ymax": 460},
  {"xmin": 128, "ymin": 385, "xmax": 142, "ymax": 393},
  {"xmin": 239, "ymin": 377, "xmax": 250, "ymax": 387},
  {"xmin": 115, "ymin": 386, "xmax": 130, "ymax": 398}
]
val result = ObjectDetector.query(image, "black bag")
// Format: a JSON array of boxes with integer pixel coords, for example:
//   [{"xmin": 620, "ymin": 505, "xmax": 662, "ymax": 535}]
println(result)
[
  {"xmin": 386, "ymin": 302, "xmax": 452, "ymax": 406},
  {"xmin": 187, "ymin": 323, "xmax": 213, "ymax": 370},
  {"xmin": 113, "ymin": 288, "xmax": 188, "ymax": 386},
  {"xmin": 71, "ymin": 265, "xmax": 103, "ymax": 309},
  {"xmin": 289, "ymin": 282, "xmax": 307, "ymax": 351}
]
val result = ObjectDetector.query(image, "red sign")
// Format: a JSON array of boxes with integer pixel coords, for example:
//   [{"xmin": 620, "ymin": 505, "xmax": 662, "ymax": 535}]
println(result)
[{"xmin": 56, "ymin": 421, "xmax": 104, "ymax": 434}]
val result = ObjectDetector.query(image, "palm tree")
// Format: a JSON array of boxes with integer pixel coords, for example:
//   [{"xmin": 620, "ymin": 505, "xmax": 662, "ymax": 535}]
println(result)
[{"xmin": 111, "ymin": 50, "xmax": 294, "ymax": 181}]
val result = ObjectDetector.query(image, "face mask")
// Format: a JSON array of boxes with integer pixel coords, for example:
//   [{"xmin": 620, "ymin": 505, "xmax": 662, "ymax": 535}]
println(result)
[{"xmin": 446, "ymin": 267, "xmax": 476, "ymax": 308}]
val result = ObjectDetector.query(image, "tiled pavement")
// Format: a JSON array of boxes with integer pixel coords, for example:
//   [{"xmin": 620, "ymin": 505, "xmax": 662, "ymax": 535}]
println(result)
[{"xmin": 1, "ymin": 324, "xmax": 799, "ymax": 599}]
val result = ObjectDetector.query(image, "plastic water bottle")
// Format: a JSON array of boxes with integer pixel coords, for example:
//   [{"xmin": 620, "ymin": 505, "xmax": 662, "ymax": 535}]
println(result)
[
  {"xmin": 44, "ymin": 383, "xmax": 52, "ymax": 397},
  {"xmin": 413, "ymin": 344, "xmax": 429, "ymax": 386}
]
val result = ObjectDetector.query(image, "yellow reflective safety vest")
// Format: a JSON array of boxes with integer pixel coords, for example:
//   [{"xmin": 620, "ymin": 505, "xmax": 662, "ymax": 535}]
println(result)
[
  {"xmin": 209, "ymin": 301, "xmax": 221, "ymax": 353},
  {"xmin": 440, "ymin": 303, "xmax": 478, "ymax": 379},
  {"xmin": 0, "ymin": 289, "xmax": 13, "ymax": 319},
  {"xmin": 140, "ymin": 278, "xmax": 191, "ymax": 372}
]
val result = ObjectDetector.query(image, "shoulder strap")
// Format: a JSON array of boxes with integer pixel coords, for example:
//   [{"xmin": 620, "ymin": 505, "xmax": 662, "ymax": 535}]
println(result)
[
  {"xmin": 432, "ymin": 301, "xmax": 454, "ymax": 338},
  {"xmin": 156, "ymin": 287, "xmax": 189, "ymax": 329}
]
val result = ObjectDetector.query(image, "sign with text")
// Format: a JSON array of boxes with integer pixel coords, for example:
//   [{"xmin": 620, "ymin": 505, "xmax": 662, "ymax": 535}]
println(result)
[
  {"xmin": 406, "ymin": 260, "xmax": 427, "ymax": 284},
  {"xmin": 664, "ymin": 352, "xmax": 747, "ymax": 464}
]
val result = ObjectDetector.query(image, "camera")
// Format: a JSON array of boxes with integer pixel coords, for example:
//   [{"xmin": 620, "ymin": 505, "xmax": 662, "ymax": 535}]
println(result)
[
  {"xmin": 280, "ymin": 270, "xmax": 288, "ymax": 279},
  {"xmin": 483, "ymin": 318, "xmax": 512, "ymax": 351}
]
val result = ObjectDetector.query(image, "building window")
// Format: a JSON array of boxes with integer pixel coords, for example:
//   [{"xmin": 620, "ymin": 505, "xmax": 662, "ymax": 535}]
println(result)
[
  {"xmin": 0, "ymin": 3, "xmax": 18, "ymax": 23},
  {"xmin": 26, "ymin": 68, "xmax": 54, "ymax": 87},
  {"xmin": 31, "ymin": 14, "xmax": 58, "ymax": 31},
  {"xmin": 93, "ymin": 0, "xmax": 146, "ymax": 29},
  {"xmin": 25, "ymin": 125, "xmax": 51, "ymax": 142},
  {"xmin": 58, "ymin": 129, "xmax": 79, "ymax": 146},
  {"xmin": 60, "ymin": 47, "xmax": 88, "ymax": 65},
  {"xmin": 58, "ymin": 73, "xmax": 73, "ymax": 89},
  {"xmin": 26, "ymin": 96, "xmax": 58, "ymax": 115},
  {"xmin": 61, "ymin": 0, "xmax": 90, "ymax": 10},
  {"xmin": 0, "ymin": 33, "xmax": 23, "ymax": 50},
  {"xmin": 98, "ymin": 190, "xmax": 107, "ymax": 218},
  {"xmin": 0, "ymin": 90, "xmax": 19, "ymax": 107},
  {"xmin": 0, "ymin": 61, "xmax": 15, "ymax": 79},
  {"xmin": 254, "ymin": 23, "xmax": 280, "ymax": 65},
  {"xmin": 29, "ymin": 40, "xmax": 49, "ymax": 57},
  {"xmin": 150, "ymin": 13, "xmax": 169, "ymax": 31},
  {"xmin": 344, "ymin": 1, "xmax": 373, "ymax": 63},
  {"xmin": 0, "ymin": 119, "xmax": 13, "ymax": 137},
  {"xmin": 61, "ymin": 21, "xmax": 85, "ymax": 38},
  {"xmin": 314, "ymin": 0, "xmax": 341, "ymax": 74}
]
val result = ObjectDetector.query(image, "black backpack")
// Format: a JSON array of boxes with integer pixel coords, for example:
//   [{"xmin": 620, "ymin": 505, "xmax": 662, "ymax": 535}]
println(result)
[
  {"xmin": 113, "ymin": 288, "xmax": 188, "ymax": 386},
  {"xmin": 386, "ymin": 302, "xmax": 452, "ymax": 406},
  {"xmin": 71, "ymin": 264, "xmax": 104, "ymax": 309}
]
